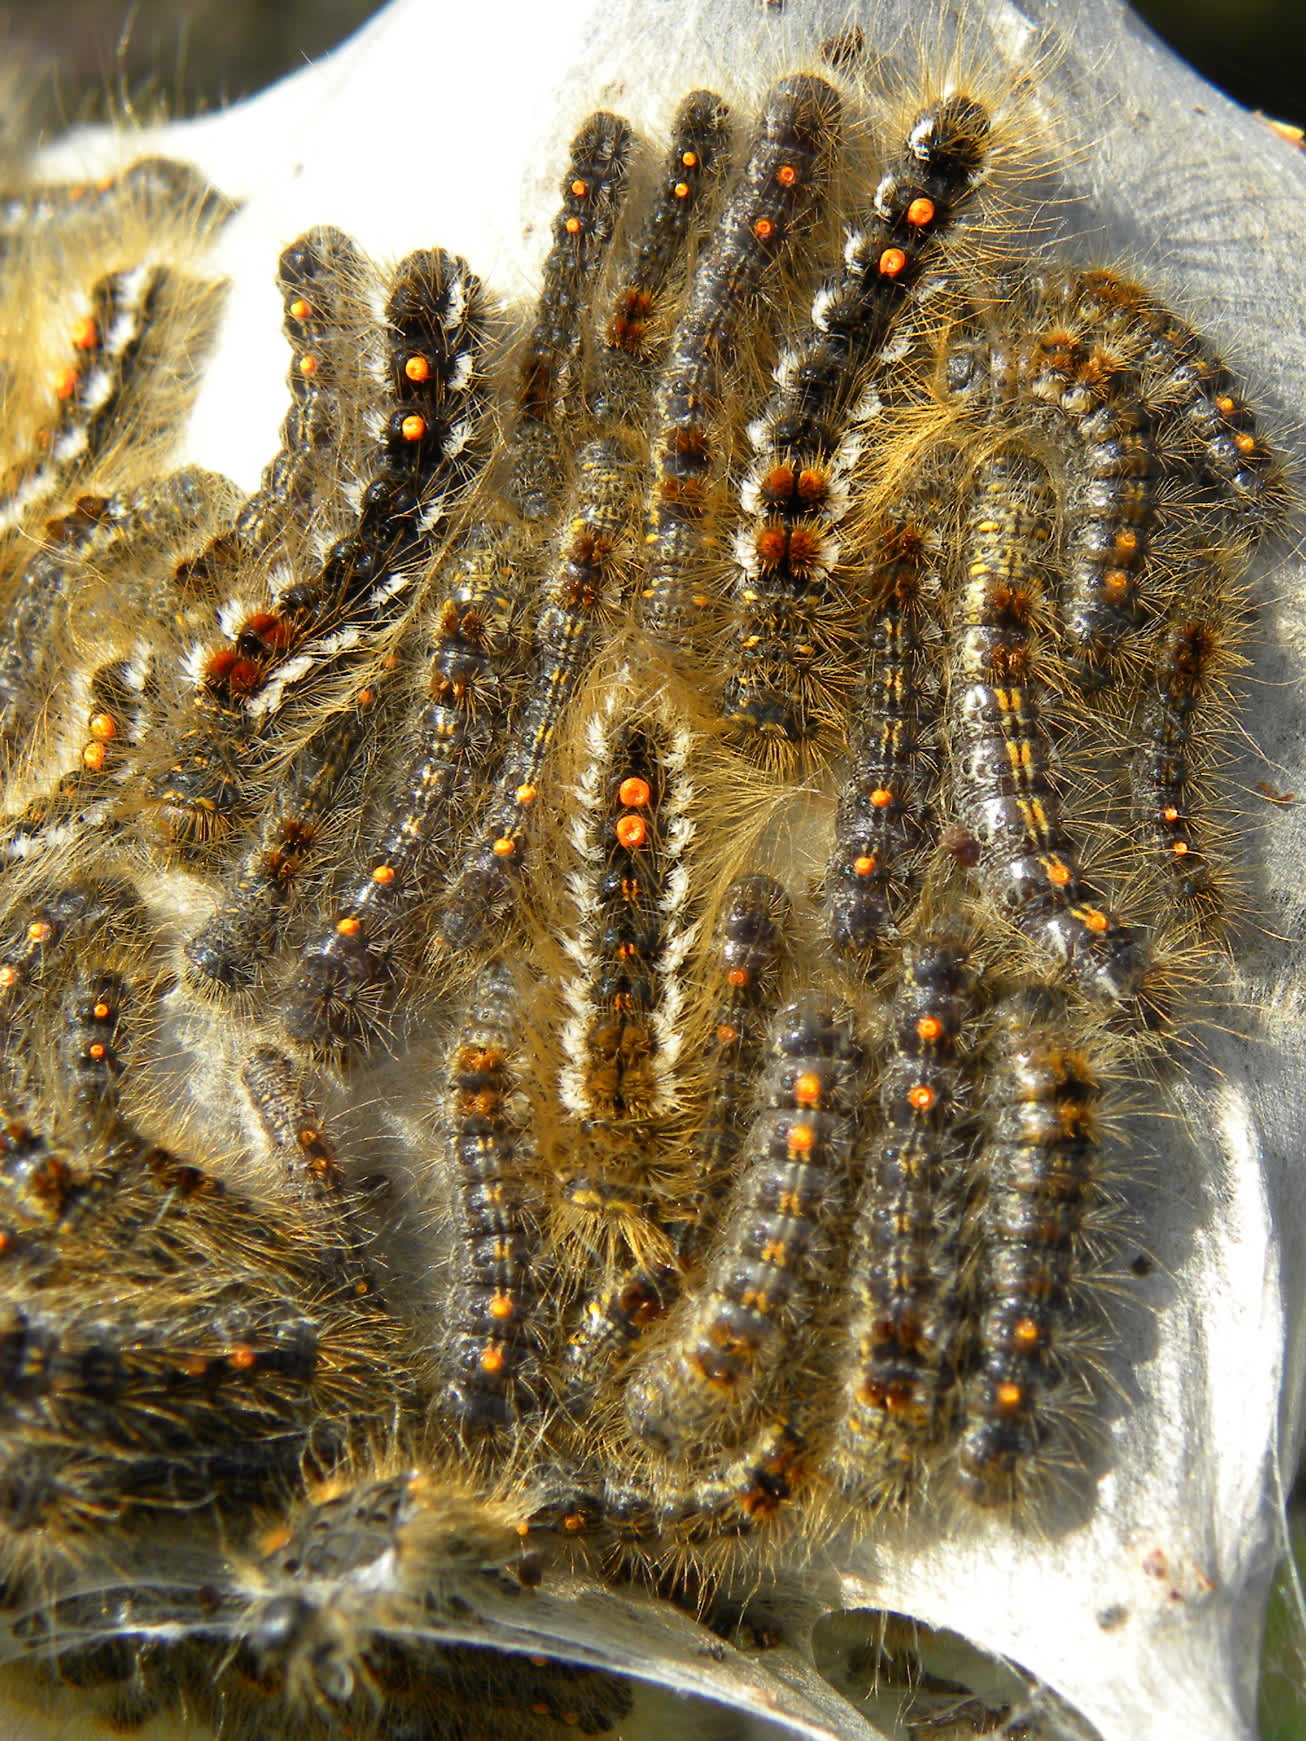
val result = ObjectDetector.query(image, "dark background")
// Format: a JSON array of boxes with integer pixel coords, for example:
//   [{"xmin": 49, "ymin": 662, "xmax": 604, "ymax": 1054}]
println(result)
[{"xmin": 0, "ymin": 0, "xmax": 1301, "ymax": 132}]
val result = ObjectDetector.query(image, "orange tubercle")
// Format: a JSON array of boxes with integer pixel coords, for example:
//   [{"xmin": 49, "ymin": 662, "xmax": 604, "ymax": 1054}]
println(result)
[
  {"xmin": 787, "ymin": 1121, "xmax": 816, "ymax": 1157},
  {"xmin": 793, "ymin": 1071, "xmax": 822, "ymax": 1109}
]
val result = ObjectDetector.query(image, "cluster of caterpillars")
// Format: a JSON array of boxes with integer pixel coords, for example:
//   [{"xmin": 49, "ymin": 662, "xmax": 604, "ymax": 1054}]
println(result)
[{"xmin": 0, "ymin": 44, "xmax": 1285, "ymax": 1741}]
